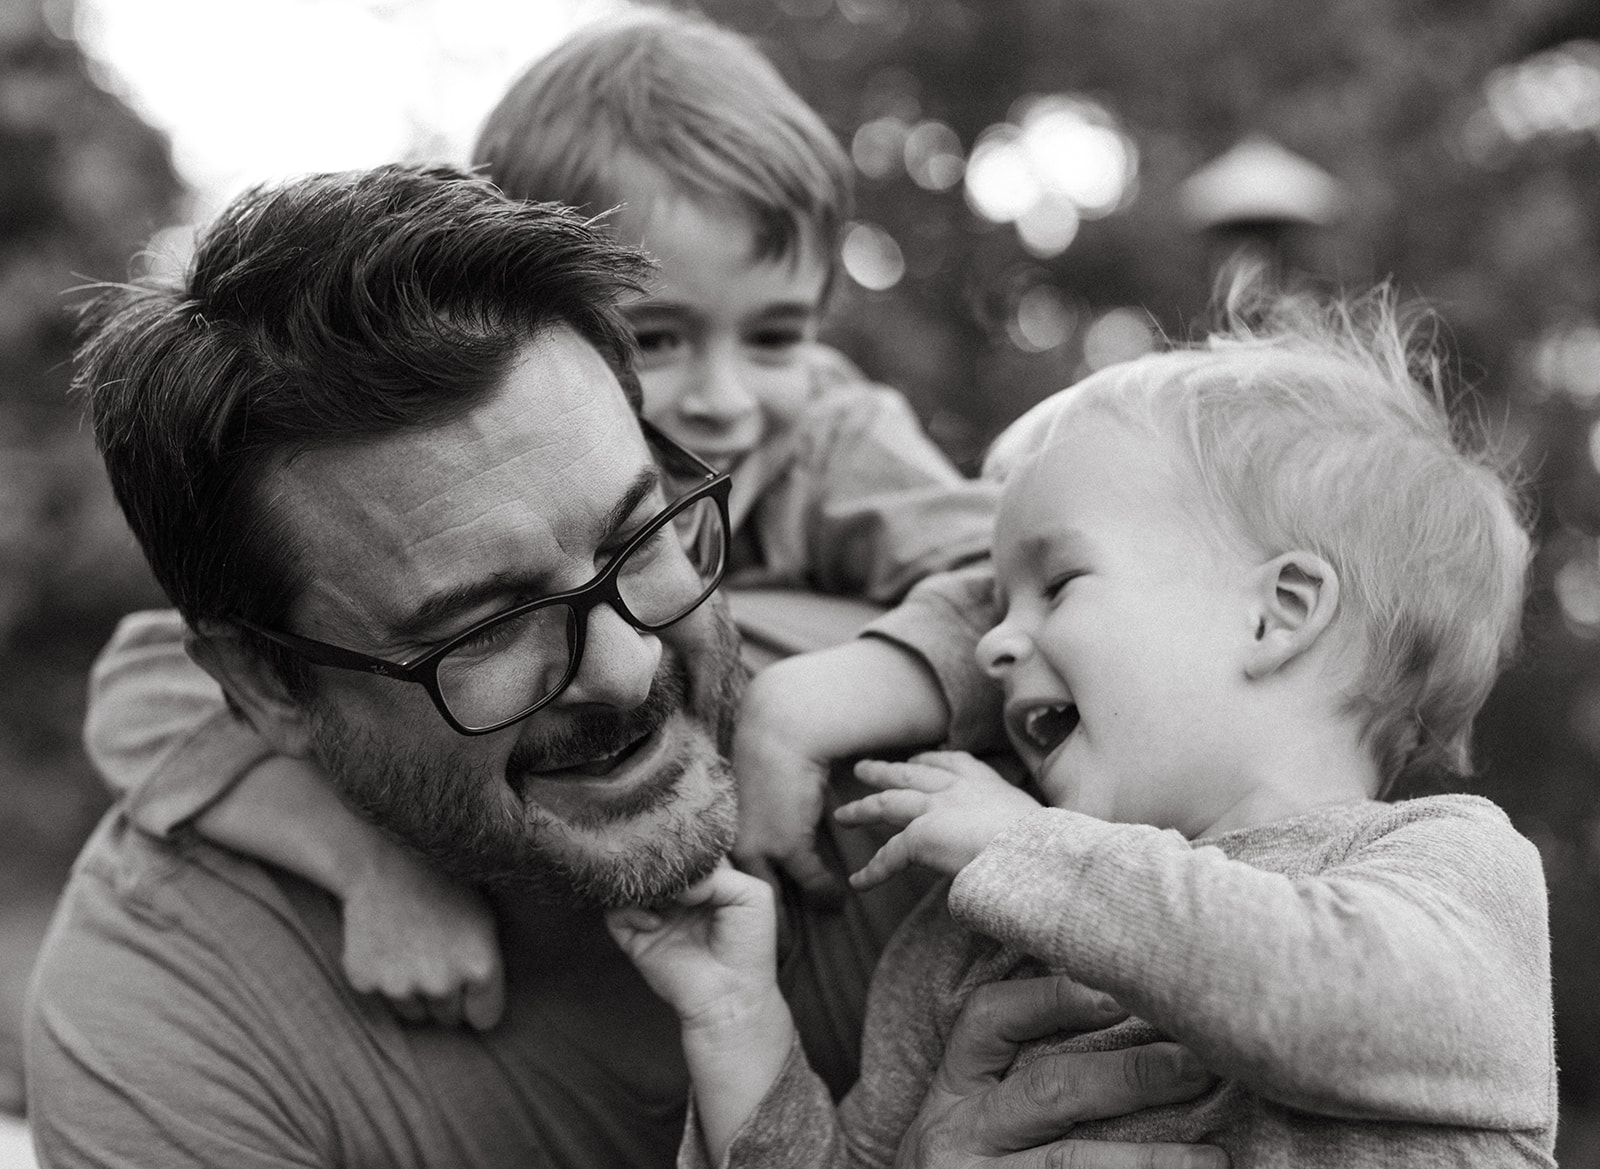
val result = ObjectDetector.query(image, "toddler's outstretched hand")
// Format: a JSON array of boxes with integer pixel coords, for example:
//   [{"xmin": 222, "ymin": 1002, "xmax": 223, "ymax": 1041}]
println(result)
[
  {"xmin": 837, "ymin": 750, "xmax": 1041, "ymax": 890},
  {"xmin": 340, "ymin": 846, "xmax": 505, "ymax": 1032}
]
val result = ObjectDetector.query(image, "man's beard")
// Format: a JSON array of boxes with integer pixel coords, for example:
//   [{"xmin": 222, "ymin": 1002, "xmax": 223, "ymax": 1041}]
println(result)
[{"xmin": 310, "ymin": 601, "xmax": 745, "ymax": 907}]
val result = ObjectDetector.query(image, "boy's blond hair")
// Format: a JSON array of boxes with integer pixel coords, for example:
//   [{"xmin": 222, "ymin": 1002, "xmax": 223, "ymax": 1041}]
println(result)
[
  {"xmin": 986, "ymin": 285, "xmax": 1532, "ymax": 794},
  {"xmin": 472, "ymin": 7, "xmax": 851, "ymax": 267}
]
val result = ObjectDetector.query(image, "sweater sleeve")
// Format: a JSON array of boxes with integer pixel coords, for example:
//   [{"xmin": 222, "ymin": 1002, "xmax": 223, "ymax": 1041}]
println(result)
[
  {"xmin": 82, "ymin": 610, "xmax": 274, "ymax": 837},
  {"xmin": 860, "ymin": 564, "xmax": 1005, "ymax": 753},
  {"xmin": 947, "ymin": 799, "xmax": 1555, "ymax": 1131},
  {"xmin": 680, "ymin": 885, "xmax": 967, "ymax": 1169},
  {"xmin": 677, "ymin": 1036, "xmax": 847, "ymax": 1169},
  {"xmin": 785, "ymin": 379, "xmax": 999, "ymax": 606}
]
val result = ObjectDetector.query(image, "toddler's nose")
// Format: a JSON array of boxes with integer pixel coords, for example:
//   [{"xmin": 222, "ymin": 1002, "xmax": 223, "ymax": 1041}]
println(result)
[{"xmin": 976, "ymin": 622, "xmax": 1032, "ymax": 678}]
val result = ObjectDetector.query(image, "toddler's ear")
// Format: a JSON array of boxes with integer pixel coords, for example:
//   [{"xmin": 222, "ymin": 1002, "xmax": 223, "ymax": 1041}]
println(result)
[
  {"xmin": 1244, "ymin": 552, "xmax": 1339, "ymax": 679},
  {"xmin": 186, "ymin": 619, "xmax": 316, "ymax": 758}
]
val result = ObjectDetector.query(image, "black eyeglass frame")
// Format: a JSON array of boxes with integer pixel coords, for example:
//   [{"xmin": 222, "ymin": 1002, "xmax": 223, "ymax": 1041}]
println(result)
[{"xmin": 240, "ymin": 419, "xmax": 732, "ymax": 736}]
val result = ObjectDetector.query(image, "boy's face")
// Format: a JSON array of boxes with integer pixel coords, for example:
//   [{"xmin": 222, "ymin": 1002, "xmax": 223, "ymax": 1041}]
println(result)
[
  {"xmin": 975, "ymin": 411, "xmax": 1265, "ymax": 835},
  {"xmin": 612, "ymin": 195, "xmax": 829, "ymax": 474}
]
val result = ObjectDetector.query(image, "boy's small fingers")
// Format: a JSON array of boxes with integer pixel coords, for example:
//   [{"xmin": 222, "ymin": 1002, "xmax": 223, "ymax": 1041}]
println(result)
[
  {"xmin": 428, "ymin": 991, "xmax": 464, "ymax": 1029},
  {"xmin": 463, "ymin": 972, "xmax": 506, "ymax": 1031},
  {"xmin": 778, "ymin": 847, "xmax": 848, "ymax": 906},
  {"xmin": 391, "ymin": 995, "xmax": 429, "ymax": 1025}
]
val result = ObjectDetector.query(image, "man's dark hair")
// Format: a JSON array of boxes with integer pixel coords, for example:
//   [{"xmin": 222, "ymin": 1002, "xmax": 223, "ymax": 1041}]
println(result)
[{"xmin": 79, "ymin": 162, "xmax": 652, "ymax": 686}]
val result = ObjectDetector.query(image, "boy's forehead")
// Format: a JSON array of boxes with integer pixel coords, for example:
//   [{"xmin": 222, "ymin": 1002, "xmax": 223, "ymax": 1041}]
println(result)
[{"xmin": 610, "ymin": 182, "xmax": 830, "ymax": 288}]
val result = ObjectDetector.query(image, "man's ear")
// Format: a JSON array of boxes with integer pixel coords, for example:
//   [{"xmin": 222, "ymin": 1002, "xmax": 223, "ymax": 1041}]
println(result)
[
  {"xmin": 186, "ymin": 619, "xmax": 315, "ymax": 758},
  {"xmin": 1245, "ymin": 551, "xmax": 1340, "ymax": 680}
]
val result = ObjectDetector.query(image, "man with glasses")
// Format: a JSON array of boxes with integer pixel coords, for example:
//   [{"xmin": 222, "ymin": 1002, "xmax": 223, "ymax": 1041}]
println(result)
[{"xmin": 27, "ymin": 164, "xmax": 1218, "ymax": 1168}]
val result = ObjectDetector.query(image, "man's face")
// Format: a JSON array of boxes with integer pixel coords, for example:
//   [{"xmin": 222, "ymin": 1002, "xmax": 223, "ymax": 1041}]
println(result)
[{"xmin": 262, "ymin": 326, "xmax": 741, "ymax": 904}]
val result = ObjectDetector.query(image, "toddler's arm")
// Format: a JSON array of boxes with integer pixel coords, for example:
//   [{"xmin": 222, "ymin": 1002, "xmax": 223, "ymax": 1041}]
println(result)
[
  {"xmin": 604, "ymin": 864, "xmax": 796, "ymax": 1163},
  {"xmin": 84, "ymin": 610, "xmax": 505, "ymax": 1029},
  {"xmin": 791, "ymin": 380, "xmax": 1000, "ymax": 606},
  {"xmin": 944, "ymin": 797, "xmax": 1554, "ymax": 1130}
]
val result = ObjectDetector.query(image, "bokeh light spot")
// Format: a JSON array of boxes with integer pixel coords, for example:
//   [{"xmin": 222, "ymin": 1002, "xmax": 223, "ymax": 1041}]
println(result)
[
  {"xmin": 841, "ymin": 221, "xmax": 906, "ymax": 291},
  {"xmin": 1556, "ymin": 549, "xmax": 1600, "ymax": 633},
  {"xmin": 1008, "ymin": 284, "xmax": 1077, "ymax": 353},
  {"xmin": 903, "ymin": 120, "xmax": 964, "ymax": 191},
  {"xmin": 964, "ymin": 125, "xmax": 1038, "ymax": 223},
  {"xmin": 1082, "ymin": 307, "xmax": 1156, "ymax": 370},
  {"xmin": 1015, "ymin": 194, "xmax": 1080, "ymax": 258},
  {"xmin": 852, "ymin": 116, "xmax": 910, "ymax": 180}
]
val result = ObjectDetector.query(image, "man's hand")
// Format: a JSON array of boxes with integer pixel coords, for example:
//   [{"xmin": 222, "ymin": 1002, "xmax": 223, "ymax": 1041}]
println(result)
[
  {"xmin": 341, "ymin": 844, "xmax": 505, "ymax": 1032},
  {"xmin": 837, "ymin": 751, "xmax": 1042, "ymax": 890},
  {"xmin": 898, "ymin": 975, "xmax": 1228, "ymax": 1169}
]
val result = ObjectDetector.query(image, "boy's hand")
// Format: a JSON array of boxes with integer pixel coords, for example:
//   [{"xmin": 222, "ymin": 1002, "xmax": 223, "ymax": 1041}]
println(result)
[
  {"xmin": 341, "ymin": 847, "xmax": 505, "ymax": 1032},
  {"xmin": 837, "ymin": 750, "xmax": 1041, "ymax": 890},
  {"xmin": 731, "ymin": 717, "xmax": 846, "ymax": 903},
  {"xmin": 729, "ymin": 639, "xmax": 959, "ymax": 903},
  {"xmin": 604, "ymin": 861, "xmax": 781, "ymax": 1030}
]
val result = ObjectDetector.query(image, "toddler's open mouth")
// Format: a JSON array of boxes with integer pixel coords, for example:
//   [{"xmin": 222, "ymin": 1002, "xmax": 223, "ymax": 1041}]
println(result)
[{"xmin": 1014, "ymin": 702, "xmax": 1080, "ymax": 755}]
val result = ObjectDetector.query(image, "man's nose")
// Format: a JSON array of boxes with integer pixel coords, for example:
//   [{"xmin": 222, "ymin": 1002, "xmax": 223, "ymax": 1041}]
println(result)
[
  {"xmin": 559, "ymin": 602, "xmax": 663, "ymax": 710},
  {"xmin": 975, "ymin": 621, "xmax": 1032, "ymax": 679},
  {"xmin": 680, "ymin": 348, "xmax": 757, "ymax": 424}
]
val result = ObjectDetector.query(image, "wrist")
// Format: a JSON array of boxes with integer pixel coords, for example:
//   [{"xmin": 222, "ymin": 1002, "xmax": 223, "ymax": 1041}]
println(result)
[{"xmin": 681, "ymin": 987, "xmax": 796, "ymax": 1158}]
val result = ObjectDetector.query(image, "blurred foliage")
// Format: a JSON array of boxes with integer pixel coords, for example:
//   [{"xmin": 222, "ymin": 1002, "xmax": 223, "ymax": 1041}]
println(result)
[
  {"xmin": 7, "ymin": 0, "xmax": 1600, "ymax": 1140},
  {"xmin": 0, "ymin": 0, "xmax": 176, "ymax": 892}
]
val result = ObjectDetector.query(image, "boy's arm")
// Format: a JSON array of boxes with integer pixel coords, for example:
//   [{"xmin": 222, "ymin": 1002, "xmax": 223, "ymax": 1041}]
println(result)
[
  {"xmin": 84, "ymin": 610, "xmax": 504, "ymax": 1028},
  {"xmin": 731, "ymin": 637, "xmax": 953, "ymax": 895},
  {"xmin": 733, "ymin": 567, "xmax": 1006, "ymax": 894},
  {"xmin": 859, "ymin": 563, "xmax": 1004, "ymax": 753},
  {"xmin": 791, "ymin": 379, "xmax": 1000, "ymax": 606},
  {"xmin": 946, "ymin": 798, "xmax": 1555, "ymax": 1131},
  {"xmin": 84, "ymin": 609, "xmax": 273, "ymax": 834},
  {"xmin": 198, "ymin": 757, "xmax": 504, "ymax": 1029}
]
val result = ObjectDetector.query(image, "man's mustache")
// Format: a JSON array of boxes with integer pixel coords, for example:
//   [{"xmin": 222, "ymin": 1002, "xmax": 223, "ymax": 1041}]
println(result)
[{"xmin": 503, "ymin": 655, "xmax": 690, "ymax": 796}]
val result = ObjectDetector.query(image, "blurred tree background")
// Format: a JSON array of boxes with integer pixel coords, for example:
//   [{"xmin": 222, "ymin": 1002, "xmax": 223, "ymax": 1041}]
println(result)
[{"xmin": 5, "ymin": 0, "xmax": 1600, "ymax": 1157}]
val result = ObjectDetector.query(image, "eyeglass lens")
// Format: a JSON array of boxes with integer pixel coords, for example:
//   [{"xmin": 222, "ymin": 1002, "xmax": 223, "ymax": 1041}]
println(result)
[{"xmin": 434, "ymin": 494, "xmax": 726, "ymax": 730}]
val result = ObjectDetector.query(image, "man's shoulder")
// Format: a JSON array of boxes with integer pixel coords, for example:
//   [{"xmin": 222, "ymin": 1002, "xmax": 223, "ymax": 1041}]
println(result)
[
  {"xmin": 24, "ymin": 811, "xmax": 447, "ymax": 1166},
  {"xmin": 26, "ymin": 808, "xmax": 353, "ymax": 1055}
]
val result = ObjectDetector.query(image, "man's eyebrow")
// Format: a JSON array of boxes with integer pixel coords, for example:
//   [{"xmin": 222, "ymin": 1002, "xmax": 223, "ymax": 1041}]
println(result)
[{"xmin": 392, "ymin": 465, "xmax": 662, "ymax": 645}]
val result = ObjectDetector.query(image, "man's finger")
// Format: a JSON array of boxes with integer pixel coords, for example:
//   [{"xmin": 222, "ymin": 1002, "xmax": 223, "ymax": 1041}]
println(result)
[
  {"xmin": 969, "ymin": 1044, "xmax": 1217, "ymax": 1150},
  {"xmin": 937, "ymin": 976, "xmax": 1127, "ymax": 1091},
  {"xmin": 991, "ymin": 1139, "xmax": 1229, "ymax": 1169}
]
